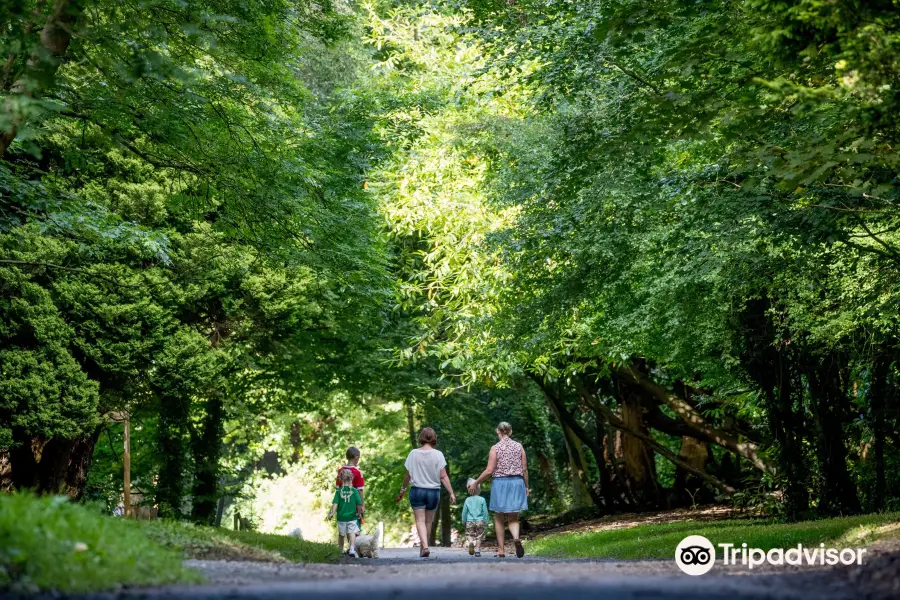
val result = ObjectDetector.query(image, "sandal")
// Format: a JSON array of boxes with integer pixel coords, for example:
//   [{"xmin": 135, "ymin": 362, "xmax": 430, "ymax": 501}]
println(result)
[
  {"xmin": 514, "ymin": 539, "xmax": 525, "ymax": 558},
  {"xmin": 496, "ymin": 553, "xmax": 506, "ymax": 558},
  {"xmin": 475, "ymin": 551, "xmax": 482, "ymax": 557},
  {"xmin": 420, "ymin": 548, "xmax": 430, "ymax": 558}
]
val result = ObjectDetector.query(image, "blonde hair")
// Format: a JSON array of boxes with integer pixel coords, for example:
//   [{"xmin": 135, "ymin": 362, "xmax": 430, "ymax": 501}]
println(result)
[
  {"xmin": 467, "ymin": 478, "xmax": 480, "ymax": 495},
  {"xmin": 497, "ymin": 422, "xmax": 512, "ymax": 436},
  {"xmin": 339, "ymin": 468, "xmax": 354, "ymax": 485}
]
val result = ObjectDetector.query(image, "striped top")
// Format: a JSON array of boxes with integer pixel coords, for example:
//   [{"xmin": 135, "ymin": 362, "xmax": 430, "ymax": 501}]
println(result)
[{"xmin": 492, "ymin": 437, "xmax": 524, "ymax": 477}]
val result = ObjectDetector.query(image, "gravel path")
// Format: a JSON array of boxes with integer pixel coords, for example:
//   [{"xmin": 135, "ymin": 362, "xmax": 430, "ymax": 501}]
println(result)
[
  {"xmin": 63, "ymin": 545, "xmax": 897, "ymax": 600},
  {"xmin": 153, "ymin": 547, "xmax": 870, "ymax": 600}
]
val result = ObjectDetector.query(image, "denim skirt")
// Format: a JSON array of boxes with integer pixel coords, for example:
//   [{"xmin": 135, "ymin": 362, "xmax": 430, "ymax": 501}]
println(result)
[{"xmin": 489, "ymin": 476, "xmax": 528, "ymax": 513}]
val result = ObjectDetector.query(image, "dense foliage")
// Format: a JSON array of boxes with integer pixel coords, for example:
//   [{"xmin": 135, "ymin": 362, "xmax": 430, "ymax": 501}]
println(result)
[{"xmin": 2, "ymin": 0, "xmax": 899, "ymax": 545}]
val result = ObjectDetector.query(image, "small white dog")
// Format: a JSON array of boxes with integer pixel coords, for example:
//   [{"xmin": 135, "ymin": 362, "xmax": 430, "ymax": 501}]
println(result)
[
  {"xmin": 354, "ymin": 524, "xmax": 381, "ymax": 558},
  {"xmin": 354, "ymin": 534, "xmax": 378, "ymax": 558}
]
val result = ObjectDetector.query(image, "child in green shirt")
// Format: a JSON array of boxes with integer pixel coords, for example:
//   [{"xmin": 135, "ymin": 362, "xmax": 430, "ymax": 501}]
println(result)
[
  {"xmin": 462, "ymin": 477, "xmax": 489, "ymax": 557},
  {"xmin": 328, "ymin": 469, "xmax": 363, "ymax": 557}
]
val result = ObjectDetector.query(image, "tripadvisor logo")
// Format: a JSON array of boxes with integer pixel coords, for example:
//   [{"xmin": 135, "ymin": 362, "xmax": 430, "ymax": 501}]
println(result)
[
  {"xmin": 675, "ymin": 535, "xmax": 716, "ymax": 575},
  {"xmin": 675, "ymin": 535, "xmax": 868, "ymax": 576}
]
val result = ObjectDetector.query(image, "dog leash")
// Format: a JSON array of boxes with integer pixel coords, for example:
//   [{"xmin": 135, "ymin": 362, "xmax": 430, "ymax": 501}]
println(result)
[{"xmin": 359, "ymin": 507, "xmax": 391, "ymax": 536}]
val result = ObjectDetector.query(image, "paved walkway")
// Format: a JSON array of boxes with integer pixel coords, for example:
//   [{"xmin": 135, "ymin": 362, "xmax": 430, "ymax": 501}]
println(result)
[{"xmin": 133, "ymin": 547, "xmax": 866, "ymax": 600}]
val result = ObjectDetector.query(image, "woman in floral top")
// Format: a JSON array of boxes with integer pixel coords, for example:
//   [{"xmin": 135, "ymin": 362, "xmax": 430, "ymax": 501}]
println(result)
[{"xmin": 469, "ymin": 422, "xmax": 529, "ymax": 558}]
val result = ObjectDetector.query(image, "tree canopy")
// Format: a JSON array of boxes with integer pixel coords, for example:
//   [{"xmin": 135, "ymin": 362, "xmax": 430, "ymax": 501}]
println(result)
[{"xmin": 2, "ymin": 0, "xmax": 899, "ymax": 539}]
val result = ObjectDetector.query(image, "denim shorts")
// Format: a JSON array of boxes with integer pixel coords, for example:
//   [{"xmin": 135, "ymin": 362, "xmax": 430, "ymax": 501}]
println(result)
[{"xmin": 409, "ymin": 486, "xmax": 440, "ymax": 510}]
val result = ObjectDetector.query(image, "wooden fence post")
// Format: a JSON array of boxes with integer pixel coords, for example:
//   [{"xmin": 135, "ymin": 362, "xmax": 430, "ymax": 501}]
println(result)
[{"xmin": 123, "ymin": 416, "xmax": 131, "ymax": 518}]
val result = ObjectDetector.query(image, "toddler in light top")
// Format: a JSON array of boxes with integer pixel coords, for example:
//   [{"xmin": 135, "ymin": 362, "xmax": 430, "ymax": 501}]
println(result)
[{"xmin": 462, "ymin": 477, "xmax": 489, "ymax": 557}]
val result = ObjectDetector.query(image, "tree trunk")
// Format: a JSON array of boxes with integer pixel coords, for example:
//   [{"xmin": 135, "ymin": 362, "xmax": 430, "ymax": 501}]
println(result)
[
  {"xmin": 737, "ymin": 298, "xmax": 809, "ymax": 519},
  {"xmin": 563, "ymin": 422, "xmax": 594, "ymax": 509},
  {"xmin": 870, "ymin": 351, "xmax": 890, "ymax": 511},
  {"xmin": 289, "ymin": 421, "xmax": 301, "ymax": 464},
  {"xmin": 0, "ymin": 450, "xmax": 11, "ymax": 492},
  {"xmin": 440, "ymin": 488, "xmax": 452, "ymax": 546},
  {"xmin": 214, "ymin": 496, "xmax": 226, "ymax": 527},
  {"xmin": 7, "ymin": 429, "xmax": 99, "ymax": 498},
  {"xmin": 673, "ymin": 436, "xmax": 709, "ymax": 506},
  {"xmin": 618, "ymin": 391, "xmax": 658, "ymax": 506},
  {"xmin": 406, "ymin": 401, "xmax": 417, "ymax": 449},
  {"xmin": 542, "ymin": 386, "xmax": 601, "ymax": 508},
  {"xmin": 535, "ymin": 447, "xmax": 560, "ymax": 508},
  {"xmin": 804, "ymin": 354, "xmax": 861, "ymax": 516},
  {"xmin": 603, "ymin": 423, "xmax": 632, "ymax": 507},
  {"xmin": 536, "ymin": 377, "xmax": 614, "ymax": 507},
  {"xmin": 8, "ymin": 435, "xmax": 41, "ymax": 490},
  {"xmin": 157, "ymin": 394, "xmax": 189, "ymax": 518},
  {"xmin": 612, "ymin": 364, "xmax": 773, "ymax": 474},
  {"xmin": 38, "ymin": 430, "xmax": 100, "ymax": 499},
  {"xmin": 191, "ymin": 394, "xmax": 224, "ymax": 525},
  {"xmin": 572, "ymin": 379, "xmax": 736, "ymax": 495}
]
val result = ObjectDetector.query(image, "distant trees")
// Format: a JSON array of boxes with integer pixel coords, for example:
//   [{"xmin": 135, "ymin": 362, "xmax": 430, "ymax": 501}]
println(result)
[
  {"xmin": 0, "ymin": 0, "xmax": 388, "ymax": 513},
  {"xmin": 377, "ymin": 0, "xmax": 900, "ymax": 518}
]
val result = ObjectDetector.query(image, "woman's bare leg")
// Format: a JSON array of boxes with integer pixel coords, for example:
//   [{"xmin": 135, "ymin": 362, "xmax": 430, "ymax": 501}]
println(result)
[
  {"xmin": 494, "ymin": 512, "xmax": 506, "ymax": 555},
  {"xmin": 413, "ymin": 508, "xmax": 429, "ymax": 552},
  {"xmin": 508, "ymin": 512, "xmax": 520, "ymax": 540},
  {"xmin": 425, "ymin": 509, "xmax": 437, "ymax": 545}
]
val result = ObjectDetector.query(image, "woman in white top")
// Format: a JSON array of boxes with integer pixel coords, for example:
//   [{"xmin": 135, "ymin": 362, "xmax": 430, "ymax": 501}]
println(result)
[{"xmin": 396, "ymin": 427, "xmax": 456, "ymax": 558}]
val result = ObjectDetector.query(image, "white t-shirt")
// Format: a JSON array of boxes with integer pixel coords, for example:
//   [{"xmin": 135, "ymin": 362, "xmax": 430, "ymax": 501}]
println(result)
[{"xmin": 404, "ymin": 448, "xmax": 446, "ymax": 489}]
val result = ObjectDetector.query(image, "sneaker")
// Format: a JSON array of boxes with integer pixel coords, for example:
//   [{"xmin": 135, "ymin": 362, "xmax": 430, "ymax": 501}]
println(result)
[
  {"xmin": 348, "ymin": 548, "xmax": 358, "ymax": 558},
  {"xmin": 468, "ymin": 542, "xmax": 475, "ymax": 555}
]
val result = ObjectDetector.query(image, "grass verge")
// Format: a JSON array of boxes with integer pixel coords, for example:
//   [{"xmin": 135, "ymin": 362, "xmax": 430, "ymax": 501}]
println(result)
[
  {"xmin": 0, "ymin": 493, "xmax": 198, "ymax": 594},
  {"xmin": 528, "ymin": 512, "xmax": 900, "ymax": 560},
  {"xmin": 139, "ymin": 520, "xmax": 341, "ymax": 563},
  {"xmin": 0, "ymin": 493, "xmax": 340, "ymax": 594},
  {"xmin": 219, "ymin": 529, "xmax": 342, "ymax": 563}
]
